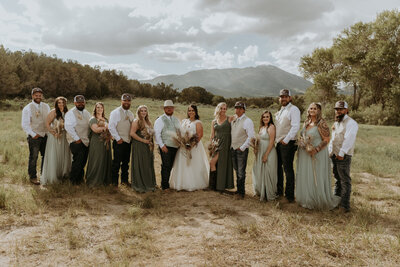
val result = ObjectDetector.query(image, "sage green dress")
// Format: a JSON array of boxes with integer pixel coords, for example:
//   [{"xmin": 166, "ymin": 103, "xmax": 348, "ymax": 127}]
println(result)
[
  {"xmin": 214, "ymin": 119, "xmax": 234, "ymax": 190},
  {"xmin": 41, "ymin": 115, "xmax": 71, "ymax": 184},
  {"xmin": 252, "ymin": 127, "xmax": 277, "ymax": 201},
  {"xmin": 85, "ymin": 117, "xmax": 112, "ymax": 187},
  {"xmin": 295, "ymin": 126, "xmax": 340, "ymax": 210},
  {"xmin": 131, "ymin": 130, "xmax": 156, "ymax": 192}
]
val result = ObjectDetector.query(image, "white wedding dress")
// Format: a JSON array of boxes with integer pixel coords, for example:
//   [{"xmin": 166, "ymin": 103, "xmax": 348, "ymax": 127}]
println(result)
[{"xmin": 169, "ymin": 119, "xmax": 209, "ymax": 191}]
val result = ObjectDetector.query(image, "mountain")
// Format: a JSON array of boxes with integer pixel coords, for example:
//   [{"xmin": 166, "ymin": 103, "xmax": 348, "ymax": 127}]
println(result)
[{"xmin": 141, "ymin": 65, "xmax": 312, "ymax": 97}]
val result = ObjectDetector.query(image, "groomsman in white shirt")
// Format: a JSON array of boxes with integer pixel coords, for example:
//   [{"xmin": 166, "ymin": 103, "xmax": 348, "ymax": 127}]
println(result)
[
  {"xmin": 275, "ymin": 89, "xmax": 301, "ymax": 202},
  {"xmin": 154, "ymin": 100, "xmax": 180, "ymax": 190},
  {"xmin": 231, "ymin": 101, "xmax": 255, "ymax": 198},
  {"xmin": 109, "ymin": 93, "xmax": 134, "ymax": 186},
  {"xmin": 21, "ymin": 87, "xmax": 50, "ymax": 185},
  {"xmin": 329, "ymin": 101, "xmax": 358, "ymax": 212},
  {"xmin": 65, "ymin": 95, "xmax": 91, "ymax": 185}
]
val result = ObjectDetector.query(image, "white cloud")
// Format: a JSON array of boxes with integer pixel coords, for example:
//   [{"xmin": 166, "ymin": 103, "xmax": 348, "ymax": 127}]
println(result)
[
  {"xmin": 88, "ymin": 61, "xmax": 160, "ymax": 80},
  {"xmin": 238, "ymin": 45, "xmax": 259, "ymax": 64},
  {"xmin": 147, "ymin": 43, "xmax": 234, "ymax": 69}
]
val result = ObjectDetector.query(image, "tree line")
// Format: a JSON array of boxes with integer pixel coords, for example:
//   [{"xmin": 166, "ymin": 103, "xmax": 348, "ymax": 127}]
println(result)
[
  {"xmin": 0, "ymin": 45, "xmax": 279, "ymax": 110},
  {"xmin": 299, "ymin": 10, "xmax": 400, "ymax": 125}
]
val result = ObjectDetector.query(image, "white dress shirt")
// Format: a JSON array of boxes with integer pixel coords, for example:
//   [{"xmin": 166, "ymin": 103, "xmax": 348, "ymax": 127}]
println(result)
[
  {"xmin": 235, "ymin": 114, "xmax": 255, "ymax": 151},
  {"xmin": 108, "ymin": 106, "xmax": 130, "ymax": 142},
  {"xmin": 21, "ymin": 101, "xmax": 50, "ymax": 137},
  {"xmin": 276, "ymin": 103, "xmax": 301, "ymax": 144},
  {"xmin": 328, "ymin": 115, "xmax": 359, "ymax": 157},
  {"xmin": 154, "ymin": 114, "xmax": 173, "ymax": 148},
  {"xmin": 65, "ymin": 108, "xmax": 90, "ymax": 141}
]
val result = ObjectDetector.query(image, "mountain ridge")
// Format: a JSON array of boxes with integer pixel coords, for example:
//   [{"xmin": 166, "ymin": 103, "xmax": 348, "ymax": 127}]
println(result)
[{"xmin": 141, "ymin": 65, "xmax": 312, "ymax": 97}]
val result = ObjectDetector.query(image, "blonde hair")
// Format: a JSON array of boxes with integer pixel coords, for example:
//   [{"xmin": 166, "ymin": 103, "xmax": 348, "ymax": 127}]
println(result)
[
  {"xmin": 136, "ymin": 105, "xmax": 151, "ymax": 130},
  {"xmin": 305, "ymin": 102, "xmax": 322, "ymax": 126},
  {"xmin": 214, "ymin": 102, "xmax": 227, "ymax": 120}
]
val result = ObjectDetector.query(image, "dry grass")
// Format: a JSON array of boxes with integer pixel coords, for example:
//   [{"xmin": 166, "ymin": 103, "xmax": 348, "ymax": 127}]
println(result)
[{"xmin": 0, "ymin": 98, "xmax": 399, "ymax": 266}]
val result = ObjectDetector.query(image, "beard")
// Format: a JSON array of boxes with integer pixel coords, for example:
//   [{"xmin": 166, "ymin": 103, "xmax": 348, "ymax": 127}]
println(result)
[
  {"xmin": 122, "ymin": 103, "xmax": 131, "ymax": 110},
  {"xmin": 335, "ymin": 114, "xmax": 345, "ymax": 122},
  {"xmin": 33, "ymin": 98, "xmax": 41, "ymax": 104},
  {"xmin": 76, "ymin": 106, "xmax": 85, "ymax": 111}
]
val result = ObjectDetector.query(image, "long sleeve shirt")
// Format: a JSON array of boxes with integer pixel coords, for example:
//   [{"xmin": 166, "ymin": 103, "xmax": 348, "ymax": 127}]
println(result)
[
  {"xmin": 235, "ymin": 114, "xmax": 255, "ymax": 151},
  {"xmin": 328, "ymin": 115, "xmax": 358, "ymax": 157},
  {"xmin": 108, "ymin": 107, "xmax": 126, "ymax": 142},
  {"xmin": 154, "ymin": 114, "xmax": 173, "ymax": 148},
  {"xmin": 21, "ymin": 101, "xmax": 50, "ymax": 137},
  {"xmin": 276, "ymin": 103, "xmax": 301, "ymax": 144},
  {"xmin": 64, "ymin": 108, "xmax": 89, "ymax": 141}
]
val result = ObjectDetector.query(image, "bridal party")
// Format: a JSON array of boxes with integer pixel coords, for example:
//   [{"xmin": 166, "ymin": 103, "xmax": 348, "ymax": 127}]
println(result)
[{"xmin": 22, "ymin": 87, "xmax": 358, "ymax": 213}]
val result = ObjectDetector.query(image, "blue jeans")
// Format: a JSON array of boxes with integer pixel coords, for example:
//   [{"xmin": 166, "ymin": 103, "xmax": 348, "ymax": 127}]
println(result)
[
  {"xmin": 27, "ymin": 136, "xmax": 47, "ymax": 179},
  {"xmin": 331, "ymin": 155, "xmax": 352, "ymax": 210},
  {"xmin": 231, "ymin": 148, "xmax": 249, "ymax": 196},
  {"xmin": 159, "ymin": 146, "xmax": 178, "ymax": 190}
]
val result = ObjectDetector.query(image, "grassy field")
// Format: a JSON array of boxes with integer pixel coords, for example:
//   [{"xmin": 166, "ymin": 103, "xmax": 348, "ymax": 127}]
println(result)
[{"xmin": 0, "ymin": 98, "xmax": 399, "ymax": 266}]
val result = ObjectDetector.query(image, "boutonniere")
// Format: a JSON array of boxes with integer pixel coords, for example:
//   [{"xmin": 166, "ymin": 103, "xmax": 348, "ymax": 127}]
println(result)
[{"xmin": 77, "ymin": 114, "xmax": 82, "ymax": 120}]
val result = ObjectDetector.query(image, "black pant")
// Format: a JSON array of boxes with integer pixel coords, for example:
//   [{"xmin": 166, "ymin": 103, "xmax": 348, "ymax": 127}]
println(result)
[
  {"xmin": 159, "ymin": 146, "xmax": 178, "ymax": 189},
  {"xmin": 331, "ymin": 155, "xmax": 352, "ymax": 210},
  {"xmin": 112, "ymin": 140, "xmax": 131, "ymax": 185},
  {"xmin": 27, "ymin": 135, "xmax": 47, "ymax": 179},
  {"xmin": 69, "ymin": 142, "xmax": 89, "ymax": 185},
  {"xmin": 231, "ymin": 148, "xmax": 249, "ymax": 196},
  {"xmin": 276, "ymin": 140, "xmax": 297, "ymax": 201}
]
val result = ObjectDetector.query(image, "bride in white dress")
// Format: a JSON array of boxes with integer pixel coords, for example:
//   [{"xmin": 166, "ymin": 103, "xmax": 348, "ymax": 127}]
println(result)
[{"xmin": 169, "ymin": 105, "xmax": 209, "ymax": 191}]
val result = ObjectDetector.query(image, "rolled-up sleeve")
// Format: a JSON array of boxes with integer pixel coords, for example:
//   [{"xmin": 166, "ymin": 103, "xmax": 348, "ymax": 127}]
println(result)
[
  {"xmin": 65, "ymin": 111, "xmax": 79, "ymax": 141},
  {"xmin": 108, "ymin": 109, "xmax": 121, "ymax": 141},
  {"xmin": 154, "ymin": 117, "xmax": 165, "ymax": 148}
]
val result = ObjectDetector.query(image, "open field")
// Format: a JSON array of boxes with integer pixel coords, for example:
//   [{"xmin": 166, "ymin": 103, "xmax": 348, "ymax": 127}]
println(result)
[{"xmin": 0, "ymin": 98, "xmax": 399, "ymax": 266}]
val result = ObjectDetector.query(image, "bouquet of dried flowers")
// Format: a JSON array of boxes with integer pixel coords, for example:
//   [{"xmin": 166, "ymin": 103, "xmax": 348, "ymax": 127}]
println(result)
[
  {"xmin": 98, "ymin": 119, "xmax": 112, "ymax": 150},
  {"xmin": 141, "ymin": 125, "xmax": 155, "ymax": 152},
  {"xmin": 296, "ymin": 132, "xmax": 317, "ymax": 185},
  {"xmin": 250, "ymin": 135, "xmax": 260, "ymax": 155},
  {"xmin": 207, "ymin": 138, "xmax": 220, "ymax": 157},
  {"xmin": 173, "ymin": 130, "xmax": 199, "ymax": 161},
  {"xmin": 51, "ymin": 118, "xmax": 65, "ymax": 144}
]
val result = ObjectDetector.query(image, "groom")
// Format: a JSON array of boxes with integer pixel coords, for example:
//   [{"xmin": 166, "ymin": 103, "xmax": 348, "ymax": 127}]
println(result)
[{"xmin": 154, "ymin": 100, "xmax": 180, "ymax": 190}]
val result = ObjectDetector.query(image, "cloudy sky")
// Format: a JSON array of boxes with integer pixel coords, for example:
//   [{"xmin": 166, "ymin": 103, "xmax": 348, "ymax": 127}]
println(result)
[{"xmin": 1, "ymin": 0, "xmax": 399, "ymax": 80}]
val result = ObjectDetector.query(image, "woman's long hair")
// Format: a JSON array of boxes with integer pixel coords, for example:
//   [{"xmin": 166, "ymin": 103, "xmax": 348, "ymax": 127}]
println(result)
[
  {"xmin": 305, "ymin": 102, "xmax": 322, "ymax": 126},
  {"xmin": 187, "ymin": 104, "xmax": 200, "ymax": 120},
  {"xmin": 259, "ymin": 110, "xmax": 274, "ymax": 130},
  {"xmin": 214, "ymin": 102, "xmax": 226, "ymax": 120},
  {"xmin": 92, "ymin": 102, "xmax": 106, "ymax": 120},
  {"xmin": 54, "ymin": 97, "xmax": 68, "ymax": 120},
  {"xmin": 136, "ymin": 105, "xmax": 151, "ymax": 130}
]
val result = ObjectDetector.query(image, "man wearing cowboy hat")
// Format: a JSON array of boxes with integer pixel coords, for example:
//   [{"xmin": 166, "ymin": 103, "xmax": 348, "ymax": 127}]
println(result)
[
  {"xmin": 109, "ymin": 93, "xmax": 135, "ymax": 186},
  {"xmin": 275, "ymin": 89, "xmax": 301, "ymax": 202},
  {"xmin": 154, "ymin": 100, "xmax": 180, "ymax": 190},
  {"xmin": 328, "ymin": 100, "xmax": 358, "ymax": 212},
  {"xmin": 21, "ymin": 87, "xmax": 50, "ymax": 185},
  {"xmin": 231, "ymin": 101, "xmax": 255, "ymax": 198},
  {"xmin": 65, "ymin": 95, "xmax": 91, "ymax": 185}
]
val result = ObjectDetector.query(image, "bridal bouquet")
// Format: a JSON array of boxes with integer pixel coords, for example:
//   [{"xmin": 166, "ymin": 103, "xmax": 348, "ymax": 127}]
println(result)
[
  {"xmin": 207, "ymin": 138, "xmax": 220, "ymax": 157},
  {"xmin": 98, "ymin": 119, "xmax": 112, "ymax": 150},
  {"xmin": 173, "ymin": 130, "xmax": 199, "ymax": 160},
  {"xmin": 249, "ymin": 135, "xmax": 260, "ymax": 155},
  {"xmin": 141, "ymin": 126, "xmax": 155, "ymax": 152},
  {"xmin": 297, "ymin": 132, "xmax": 314, "ymax": 154},
  {"xmin": 51, "ymin": 118, "xmax": 65, "ymax": 143}
]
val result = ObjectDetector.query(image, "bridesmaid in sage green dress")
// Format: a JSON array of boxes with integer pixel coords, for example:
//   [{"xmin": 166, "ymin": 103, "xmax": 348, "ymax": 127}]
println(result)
[
  {"xmin": 252, "ymin": 111, "xmax": 278, "ymax": 201},
  {"xmin": 41, "ymin": 97, "xmax": 71, "ymax": 185},
  {"xmin": 295, "ymin": 103, "xmax": 340, "ymax": 210},
  {"xmin": 85, "ymin": 102, "xmax": 112, "ymax": 187},
  {"xmin": 130, "ymin": 105, "xmax": 156, "ymax": 192},
  {"xmin": 209, "ymin": 102, "xmax": 234, "ymax": 191}
]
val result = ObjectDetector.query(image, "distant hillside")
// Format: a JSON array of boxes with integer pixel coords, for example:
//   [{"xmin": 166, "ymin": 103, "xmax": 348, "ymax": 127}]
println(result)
[{"xmin": 142, "ymin": 65, "xmax": 312, "ymax": 97}]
